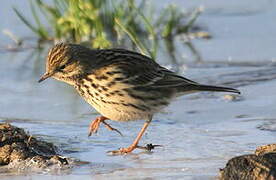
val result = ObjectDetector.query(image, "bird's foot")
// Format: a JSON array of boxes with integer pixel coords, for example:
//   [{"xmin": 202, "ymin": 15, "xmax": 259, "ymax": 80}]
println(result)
[
  {"xmin": 101, "ymin": 121, "xmax": 123, "ymax": 136},
  {"xmin": 107, "ymin": 144, "xmax": 162, "ymax": 155},
  {"xmin": 137, "ymin": 143, "xmax": 163, "ymax": 151},
  {"xmin": 88, "ymin": 116, "xmax": 123, "ymax": 136},
  {"xmin": 107, "ymin": 145, "xmax": 137, "ymax": 155}
]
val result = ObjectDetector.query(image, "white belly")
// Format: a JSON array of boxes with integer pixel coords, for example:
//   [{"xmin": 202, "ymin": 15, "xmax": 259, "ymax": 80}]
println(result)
[{"xmin": 88, "ymin": 99, "xmax": 149, "ymax": 122}]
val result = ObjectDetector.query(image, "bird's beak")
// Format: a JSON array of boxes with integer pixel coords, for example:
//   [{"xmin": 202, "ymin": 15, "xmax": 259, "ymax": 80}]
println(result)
[{"xmin": 38, "ymin": 72, "xmax": 52, "ymax": 83}]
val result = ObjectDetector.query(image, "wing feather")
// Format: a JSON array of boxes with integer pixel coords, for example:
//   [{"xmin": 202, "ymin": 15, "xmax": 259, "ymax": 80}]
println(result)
[{"xmin": 94, "ymin": 49, "xmax": 198, "ymax": 88}]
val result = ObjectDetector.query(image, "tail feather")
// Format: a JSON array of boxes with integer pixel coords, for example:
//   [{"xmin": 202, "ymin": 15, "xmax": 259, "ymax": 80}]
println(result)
[{"xmin": 193, "ymin": 84, "xmax": 240, "ymax": 94}]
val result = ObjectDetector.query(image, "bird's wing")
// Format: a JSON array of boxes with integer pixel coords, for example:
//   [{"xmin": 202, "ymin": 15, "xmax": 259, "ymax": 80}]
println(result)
[
  {"xmin": 94, "ymin": 49, "xmax": 198, "ymax": 87},
  {"xmin": 152, "ymin": 67, "xmax": 199, "ymax": 88}
]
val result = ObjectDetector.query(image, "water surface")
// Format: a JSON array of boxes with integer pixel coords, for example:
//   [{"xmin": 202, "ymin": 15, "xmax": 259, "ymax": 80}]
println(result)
[{"xmin": 1, "ymin": 0, "xmax": 276, "ymax": 179}]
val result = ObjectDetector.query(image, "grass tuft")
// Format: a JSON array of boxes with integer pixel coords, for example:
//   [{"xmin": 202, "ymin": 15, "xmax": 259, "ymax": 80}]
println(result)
[{"xmin": 13, "ymin": 0, "xmax": 208, "ymax": 61}]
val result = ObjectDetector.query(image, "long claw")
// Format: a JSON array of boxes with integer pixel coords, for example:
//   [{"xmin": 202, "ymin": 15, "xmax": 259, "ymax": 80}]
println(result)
[
  {"xmin": 88, "ymin": 131, "xmax": 93, "ymax": 137},
  {"xmin": 136, "ymin": 144, "xmax": 163, "ymax": 151},
  {"xmin": 107, "ymin": 146, "xmax": 136, "ymax": 155},
  {"xmin": 107, "ymin": 144, "xmax": 162, "ymax": 155},
  {"xmin": 106, "ymin": 149, "xmax": 124, "ymax": 156},
  {"xmin": 102, "ymin": 121, "xmax": 123, "ymax": 136},
  {"xmin": 88, "ymin": 129, "xmax": 94, "ymax": 137},
  {"xmin": 88, "ymin": 116, "xmax": 122, "ymax": 137}
]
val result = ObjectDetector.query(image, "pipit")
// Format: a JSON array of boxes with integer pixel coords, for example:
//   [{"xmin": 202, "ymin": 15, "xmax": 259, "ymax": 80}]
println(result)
[{"xmin": 38, "ymin": 43, "xmax": 240, "ymax": 154}]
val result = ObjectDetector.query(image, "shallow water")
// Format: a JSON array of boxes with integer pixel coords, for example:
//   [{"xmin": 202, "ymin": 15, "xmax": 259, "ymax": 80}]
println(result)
[
  {"xmin": 1, "ymin": 0, "xmax": 276, "ymax": 179},
  {"xmin": 1, "ymin": 50, "xmax": 276, "ymax": 179}
]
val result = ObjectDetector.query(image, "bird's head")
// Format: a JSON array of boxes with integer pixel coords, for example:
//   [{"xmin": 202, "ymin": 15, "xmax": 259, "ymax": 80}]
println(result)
[{"xmin": 38, "ymin": 43, "xmax": 91, "ymax": 85}]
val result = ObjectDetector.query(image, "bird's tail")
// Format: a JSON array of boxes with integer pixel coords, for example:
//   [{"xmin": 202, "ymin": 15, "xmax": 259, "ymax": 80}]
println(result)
[
  {"xmin": 192, "ymin": 84, "xmax": 240, "ymax": 94},
  {"xmin": 177, "ymin": 84, "xmax": 240, "ymax": 95}
]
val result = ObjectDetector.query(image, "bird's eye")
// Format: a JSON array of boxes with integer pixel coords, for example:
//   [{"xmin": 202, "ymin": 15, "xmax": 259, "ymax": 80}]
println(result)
[{"xmin": 60, "ymin": 65, "xmax": 66, "ymax": 70}]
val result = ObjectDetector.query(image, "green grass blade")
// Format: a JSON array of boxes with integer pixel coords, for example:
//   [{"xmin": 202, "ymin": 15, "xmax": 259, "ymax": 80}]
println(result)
[
  {"xmin": 30, "ymin": 0, "xmax": 42, "ymax": 27},
  {"xmin": 129, "ymin": 1, "xmax": 158, "ymax": 58},
  {"xmin": 115, "ymin": 18, "xmax": 148, "ymax": 56},
  {"xmin": 13, "ymin": 7, "xmax": 39, "ymax": 34},
  {"xmin": 29, "ymin": 0, "xmax": 49, "ymax": 39},
  {"xmin": 186, "ymin": 7, "xmax": 202, "ymax": 31},
  {"xmin": 177, "ymin": 7, "xmax": 202, "ymax": 34},
  {"xmin": 36, "ymin": 0, "xmax": 62, "ymax": 19}
]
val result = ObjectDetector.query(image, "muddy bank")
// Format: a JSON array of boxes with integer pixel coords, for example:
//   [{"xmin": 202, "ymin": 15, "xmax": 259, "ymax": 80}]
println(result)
[
  {"xmin": 220, "ymin": 144, "xmax": 276, "ymax": 179},
  {"xmin": 0, "ymin": 123, "xmax": 73, "ymax": 172}
]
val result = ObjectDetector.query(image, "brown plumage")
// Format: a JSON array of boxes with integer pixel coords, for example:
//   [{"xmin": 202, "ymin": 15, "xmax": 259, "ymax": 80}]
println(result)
[{"xmin": 39, "ymin": 43, "xmax": 240, "ymax": 154}]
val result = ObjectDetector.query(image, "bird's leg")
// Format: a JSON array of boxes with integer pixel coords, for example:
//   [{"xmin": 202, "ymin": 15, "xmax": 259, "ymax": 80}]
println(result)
[
  {"xmin": 88, "ymin": 116, "xmax": 122, "ymax": 136},
  {"xmin": 109, "ymin": 118, "xmax": 152, "ymax": 154}
]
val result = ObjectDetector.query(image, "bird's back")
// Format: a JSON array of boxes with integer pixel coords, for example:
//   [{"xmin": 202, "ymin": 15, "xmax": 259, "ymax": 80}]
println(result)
[{"xmin": 70, "ymin": 47, "xmax": 239, "ymax": 121}]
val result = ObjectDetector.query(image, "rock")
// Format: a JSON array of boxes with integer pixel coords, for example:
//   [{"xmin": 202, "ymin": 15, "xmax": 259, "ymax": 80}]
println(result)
[
  {"xmin": 220, "ymin": 144, "xmax": 276, "ymax": 180},
  {"xmin": 0, "ymin": 123, "xmax": 71, "ymax": 171}
]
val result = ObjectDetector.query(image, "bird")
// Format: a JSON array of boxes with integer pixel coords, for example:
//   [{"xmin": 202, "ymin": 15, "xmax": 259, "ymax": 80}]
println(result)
[{"xmin": 38, "ymin": 43, "xmax": 240, "ymax": 154}]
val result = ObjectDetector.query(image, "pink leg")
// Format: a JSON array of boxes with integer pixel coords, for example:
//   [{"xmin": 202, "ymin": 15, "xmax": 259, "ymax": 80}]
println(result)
[{"xmin": 109, "ymin": 121, "xmax": 150, "ymax": 154}]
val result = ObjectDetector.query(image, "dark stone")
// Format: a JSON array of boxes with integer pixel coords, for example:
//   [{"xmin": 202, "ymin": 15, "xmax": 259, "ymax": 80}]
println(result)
[
  {"xmin": 220, "ymin": 144, "xmax": 276, "ymax": 180},
  {"xmin": 0, "ymin": 123, "xmax": 73, "ymax": 171}
]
